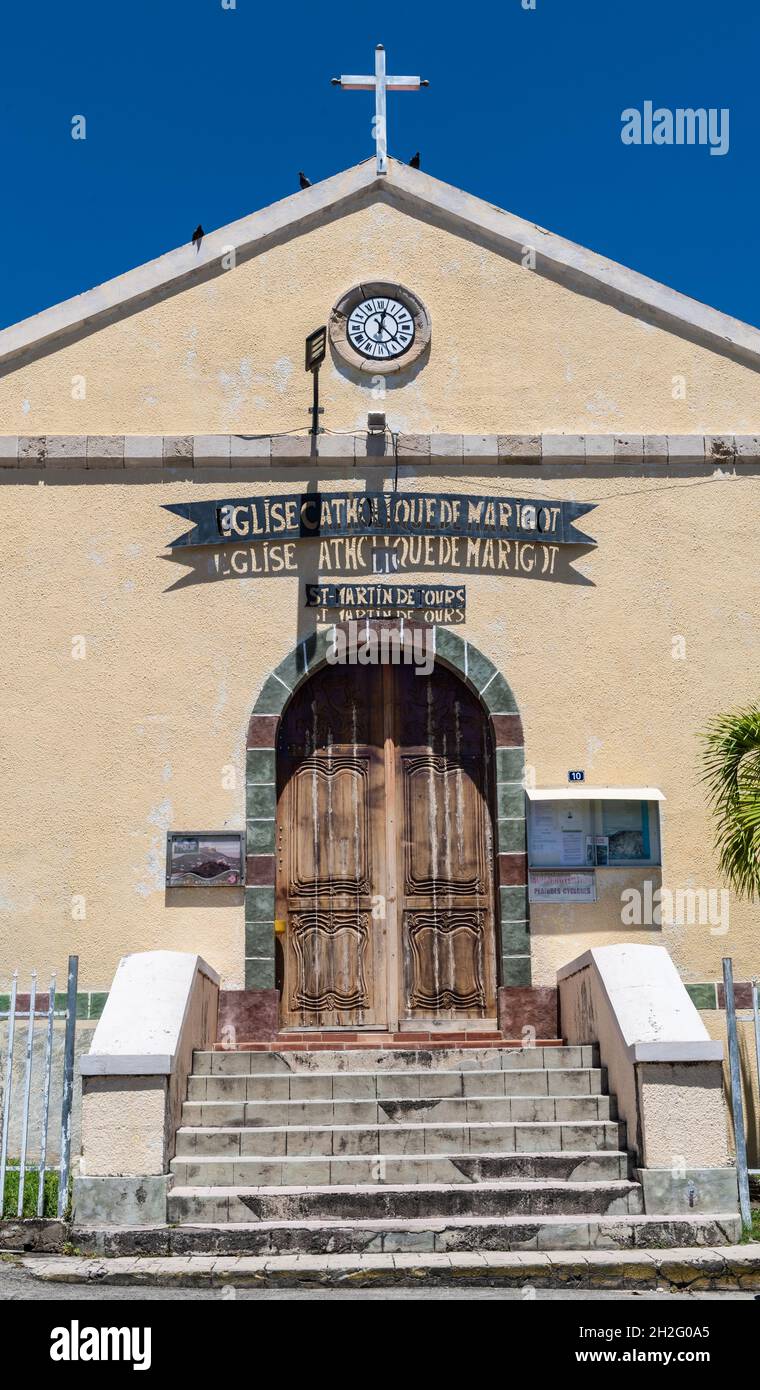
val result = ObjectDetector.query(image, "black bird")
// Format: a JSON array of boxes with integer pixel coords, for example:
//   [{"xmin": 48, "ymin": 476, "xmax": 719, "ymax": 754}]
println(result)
[
  {"xmin": 191, "ymin": 224, "xmax": 204, "ymax": 251},
  {"xmin": 299, "ymin": 171, "xmax": 312, "ymax": 190},
  {"xmin": 409, "ymin": 152, "xmax": 421, "ymax": 169}
]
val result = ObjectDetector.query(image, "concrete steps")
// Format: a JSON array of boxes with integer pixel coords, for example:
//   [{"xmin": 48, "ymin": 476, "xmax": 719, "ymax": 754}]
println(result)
[
  {"xmin": 77, "ymin": 1213, "xmax": 744, "ymax": 1258},
  {"xmin": 174, "ymin": 1119, "xmax": 623, "ymax": 1157},
  {"xmin": 186, "ymin": 1067, "xmax": 606, "ymax": 1101},
  {"xmin": 168, "ymin": 1179, "xmax": 644, "ymax": 1221},
  {"xmin": 163, "ymin": 1044, "xmax": 739, "ymax": 1254},
  {"xmin": 193, "ymin": 1045, "xmax": 592, "ymax": 1074},
  {"xmin": 181, "ymin": 1094, "xmax": 615, "ymax": 1127},
  {"xmin": 170, "ymin": 1151, "xmax": 631, "ymax": 1186}
]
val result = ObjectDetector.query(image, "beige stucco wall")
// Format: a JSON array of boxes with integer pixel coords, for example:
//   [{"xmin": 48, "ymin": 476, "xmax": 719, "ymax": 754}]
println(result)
[
  {"xmin": 637, "ymin": 1063, "xmax": 729, "ymax": 1169},
  {"xmin": 0, "ymin": 460, "xmax": 757, "ymax": 991},
  {"xmin": 2, "ymin": 198, "xmax": 760, "ymax": 436},
  {"xmin": 80, "ymin": 1076, "xmax": 167, "ymax": 1177},
  {"xmin": 0, "ymin": 191, "xmax": 758, "ymax": 995}
]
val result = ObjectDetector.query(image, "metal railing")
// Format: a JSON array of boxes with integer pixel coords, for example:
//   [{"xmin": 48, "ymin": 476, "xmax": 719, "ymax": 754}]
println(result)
[
  {"xmin": 722, "ymin": 958, "xmax": 760, "ymax": 1230},
  {"xmin": 0, "ymin": 955, "xmax": 78, "ymax": 1220}
]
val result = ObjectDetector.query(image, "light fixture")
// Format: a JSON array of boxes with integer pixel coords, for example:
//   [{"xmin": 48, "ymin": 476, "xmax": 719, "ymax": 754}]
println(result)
[
  {"xmin": 367, "ymin": 412, "xmax": 386, "ymax": 434},
  {"xmin": 305, "ymin": 326, "xmax": 327, "ymax": 435}
]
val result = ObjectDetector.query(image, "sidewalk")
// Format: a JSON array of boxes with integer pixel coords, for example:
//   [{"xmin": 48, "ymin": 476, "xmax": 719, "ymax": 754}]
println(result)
[{"xmin": 18, "ymin": 1246, "xmax": 760, "ymax": 1291}]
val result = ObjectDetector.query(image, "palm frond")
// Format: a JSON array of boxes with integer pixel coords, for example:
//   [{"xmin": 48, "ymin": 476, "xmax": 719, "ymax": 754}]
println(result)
[{"xmin": 700, "ymin": 704, "xmax": 760, "ymax": 901}]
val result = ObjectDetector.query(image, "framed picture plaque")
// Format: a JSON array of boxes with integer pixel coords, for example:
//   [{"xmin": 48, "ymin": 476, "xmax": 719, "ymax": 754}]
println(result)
[{"xmin": 166, "ymin": 832, "xmax": 245, "ymax": 887}]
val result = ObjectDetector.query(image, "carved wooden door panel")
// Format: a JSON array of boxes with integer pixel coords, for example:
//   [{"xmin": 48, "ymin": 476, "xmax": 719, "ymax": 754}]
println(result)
[
  {"xmin": 277, "ymin": 664, "xmax": 388, "ymax": 1028},
  {"xmin": 393, "ymin": 663, "xmax": 497, "ymax": 1023}
]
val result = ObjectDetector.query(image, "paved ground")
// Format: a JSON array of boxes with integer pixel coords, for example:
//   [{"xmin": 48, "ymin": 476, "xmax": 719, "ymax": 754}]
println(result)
[{"xmin": 1, "ymin": 1260, "xmax": 755, "ymax": 1300}]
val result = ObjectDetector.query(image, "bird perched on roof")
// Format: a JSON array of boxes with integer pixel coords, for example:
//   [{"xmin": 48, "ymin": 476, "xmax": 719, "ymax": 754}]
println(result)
[
  {"xmin": 299, "ymin": 171, "xmax": 312, "ymax": 190},
  {"xmin": 191, "ymin": 224, "xmax": 204, "ymax": 251},
  {"xmin": 408, "ymin": 152, "xmax": 421, "ymax": 169}
]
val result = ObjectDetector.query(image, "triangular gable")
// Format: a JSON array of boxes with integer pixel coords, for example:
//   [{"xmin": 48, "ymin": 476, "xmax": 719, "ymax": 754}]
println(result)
[{"xmin": 2, "ymin": 158, "xmax": 759, "ymax": 371}]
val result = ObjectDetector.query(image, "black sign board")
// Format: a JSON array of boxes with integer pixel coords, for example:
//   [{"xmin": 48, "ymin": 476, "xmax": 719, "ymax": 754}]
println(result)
[
  {"xmin": 305, "ymin": 326, "xmax": 327, "ymax": 372},
  {"xmin": 305, "ymin": 583, "xmax": 466, "ymax": 612},
  {"xmin": 165, "ymin": 491, "xmax": 596, "ymax": 551}
]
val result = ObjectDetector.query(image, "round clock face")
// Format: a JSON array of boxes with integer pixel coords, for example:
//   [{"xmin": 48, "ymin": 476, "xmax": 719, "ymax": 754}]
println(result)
[
  {"xmin": 330, "ymin": 282, "xmax": 431, "ymax": 375},
  {"xmin": 346, "ymin": 296, "xmax": 416, "ymax": 361}
]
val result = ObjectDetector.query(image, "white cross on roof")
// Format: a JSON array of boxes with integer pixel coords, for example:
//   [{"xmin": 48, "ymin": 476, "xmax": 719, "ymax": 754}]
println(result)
[{"xmin": 332, "ymin": 44, "xmax": 428, "ymax": 176}]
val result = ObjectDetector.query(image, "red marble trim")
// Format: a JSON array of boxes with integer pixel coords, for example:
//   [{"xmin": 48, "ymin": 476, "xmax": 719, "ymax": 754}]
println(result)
[
  {"xmin": 491, "ymin": 714, "xmax": 524, "ymax": 747},
  {"xmin": 246, "ymin": 854, "xmax": 276, "ymax": 885},
  {"xmin": 498, "ymin": 985, "xmax": 559, "ymax": 1039},
  {"xmin": 246, "ymin": 713, "xmax": 279, "ymax": 749},
  {"xmin": 11, "ymin": 994, "xmax": 51, "ymax": 1011},
  {"xmin": 717, "ymin": 981, "xmax": 754, "ymax": 1010},
  {"xmin": 218, "ymin": 988, "xmax": 279, "ymax": 1040},
  {"xmin": 497, "ymin": 853, "xmax": 528, "ymax": 886}
]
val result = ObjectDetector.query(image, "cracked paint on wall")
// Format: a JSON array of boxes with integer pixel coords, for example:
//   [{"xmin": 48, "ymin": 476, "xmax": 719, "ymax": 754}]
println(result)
[{"xmin": 135, "ymin": 800, "xmax": 174, "ymax": 898}]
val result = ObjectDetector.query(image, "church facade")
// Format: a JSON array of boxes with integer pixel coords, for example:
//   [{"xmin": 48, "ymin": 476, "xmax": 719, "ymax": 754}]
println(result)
[{"xmin": 0, "ymin": 157, "xmax": 758, "ymax": 1154}]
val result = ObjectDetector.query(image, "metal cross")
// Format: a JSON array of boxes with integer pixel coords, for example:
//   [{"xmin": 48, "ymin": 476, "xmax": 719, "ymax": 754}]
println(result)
[{"xmin": 332, "ymin": 44, "xmax": 428, "ymax": 176}]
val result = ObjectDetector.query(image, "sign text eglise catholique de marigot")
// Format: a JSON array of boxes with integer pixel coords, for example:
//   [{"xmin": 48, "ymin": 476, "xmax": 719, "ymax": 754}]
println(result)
[{"xmin": 165, "ymin": 490, "xmax": 596, "ymax": 579}]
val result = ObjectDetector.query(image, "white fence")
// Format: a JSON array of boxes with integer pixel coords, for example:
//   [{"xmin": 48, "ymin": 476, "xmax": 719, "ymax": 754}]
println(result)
[{"xmin": 0, "ymin": 956, "xmax": 77, "ymax": 1219}]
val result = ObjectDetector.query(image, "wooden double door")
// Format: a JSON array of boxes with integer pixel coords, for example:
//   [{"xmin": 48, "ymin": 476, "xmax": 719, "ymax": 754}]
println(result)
[{"xmin": 276, "ymin": 659, "xmax": 497, "ymax": 1030}]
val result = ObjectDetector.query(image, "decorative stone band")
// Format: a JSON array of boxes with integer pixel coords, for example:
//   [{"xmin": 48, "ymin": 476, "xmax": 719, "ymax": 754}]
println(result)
[
  {"xmin": 0, "ymin": 433, "xmax": 758, "ymax": 469},
  {"xmin": 9, "ymin": 979, "xmax": 749, "ymax": 1021},
  {"xmin": 687, "ymin": 981, "xmax": 758, "ymax": 1010},
  {"xmin": 0, "ymin": 989, "xmax": 108, "ymax": 1020},
  {"xmin": 243, "ymin": 623, "xmax": 529, "ymax": 993}
]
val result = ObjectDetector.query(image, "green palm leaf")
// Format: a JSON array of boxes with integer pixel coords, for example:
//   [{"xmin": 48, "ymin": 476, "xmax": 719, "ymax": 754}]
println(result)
[{"xmin": 701, "ymin": 705, "xmax": 760, "ymax": 901}]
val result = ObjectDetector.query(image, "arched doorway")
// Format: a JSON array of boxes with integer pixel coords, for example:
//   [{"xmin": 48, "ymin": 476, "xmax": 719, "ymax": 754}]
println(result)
[{"xmin": 275, "ymin": 658, "xmax": 498, "ymax": 1030}]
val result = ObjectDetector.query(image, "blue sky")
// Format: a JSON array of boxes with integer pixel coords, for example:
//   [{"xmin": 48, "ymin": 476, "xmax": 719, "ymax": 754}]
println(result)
[{"xmin": 0, "ymin": 0, "xmax": 755, "ymax": 329}]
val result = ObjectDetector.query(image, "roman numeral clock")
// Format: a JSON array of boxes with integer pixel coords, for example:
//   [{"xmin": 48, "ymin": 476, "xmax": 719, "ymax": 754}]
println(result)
[
  {"xmin": 329, "ymin": 281, "xmax": 432, "ymax": 374},
  {"xmin": 349, "ymin": 296, "xmax": 414, "ymax": 359}
]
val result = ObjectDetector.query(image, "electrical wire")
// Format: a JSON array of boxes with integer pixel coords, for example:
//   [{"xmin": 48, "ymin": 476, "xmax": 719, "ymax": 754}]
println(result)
[{"xmin": 240, "ymin": 423, "xmax": 758, "ymax": 509}]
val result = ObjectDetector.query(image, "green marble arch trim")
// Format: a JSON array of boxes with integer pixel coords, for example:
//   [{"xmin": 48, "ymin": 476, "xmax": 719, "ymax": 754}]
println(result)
[
  {"xmin": 245, "ymin": 958, "xmax": 276, "ymax": 989},
  {"xmin": 246, "ymin": 623, "xmax": 528, "ymax": 987},
  {"xmin": 245, "ymin": 885, "xmax": 275, "ymax": 920},
  {"xmin": 250, "ymin": 625, "xmax": 523, "ymax": 719},
  {"xmin": 500, "ymin": 956, "xmax": 532, "ymax": 988},
  {"xmin": 685, "ymin": 983, "xmax": 718, "ymax": 1010}
]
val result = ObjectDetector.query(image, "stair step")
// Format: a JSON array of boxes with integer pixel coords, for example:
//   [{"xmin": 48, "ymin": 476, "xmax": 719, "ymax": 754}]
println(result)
[
  {"xmin": 171, "ymin": 1149, "xmax": 629, "ymax": 1184},
  {"xmin": 181, "ymin": 1093, "xmax": 615, "ymax": 1128},
  {"xmin": 187, "ymin": 1067, "xmax": 605, "ymax": 1104},
  {"xmin": 104, "ymin": 1211, "xmax": 741, "ymax": 1256},
  {"xmin": 167, "ymin": 1179, "xmax": 643, "ymax": 1221},
  {"xmin": 164, "ymin": 1040, "xmax": 734, "ymax": 1258},
  {"xmin": 175, "ymin": 1120, "xmax": 624, "ymax": 1158},
  {"xmin": 193, "ymin": 1045, "xmax": 597, "ymax": 1075}
]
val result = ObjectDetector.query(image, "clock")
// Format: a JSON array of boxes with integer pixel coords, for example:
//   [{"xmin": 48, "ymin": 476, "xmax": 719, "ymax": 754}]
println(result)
[
  {"xmin": 329, "ymin": 281, "xmax": 432, "ymax": 375},
  {"xmin": 347, "ymin": 296, "xmax": 415, "ymax": 361}
]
